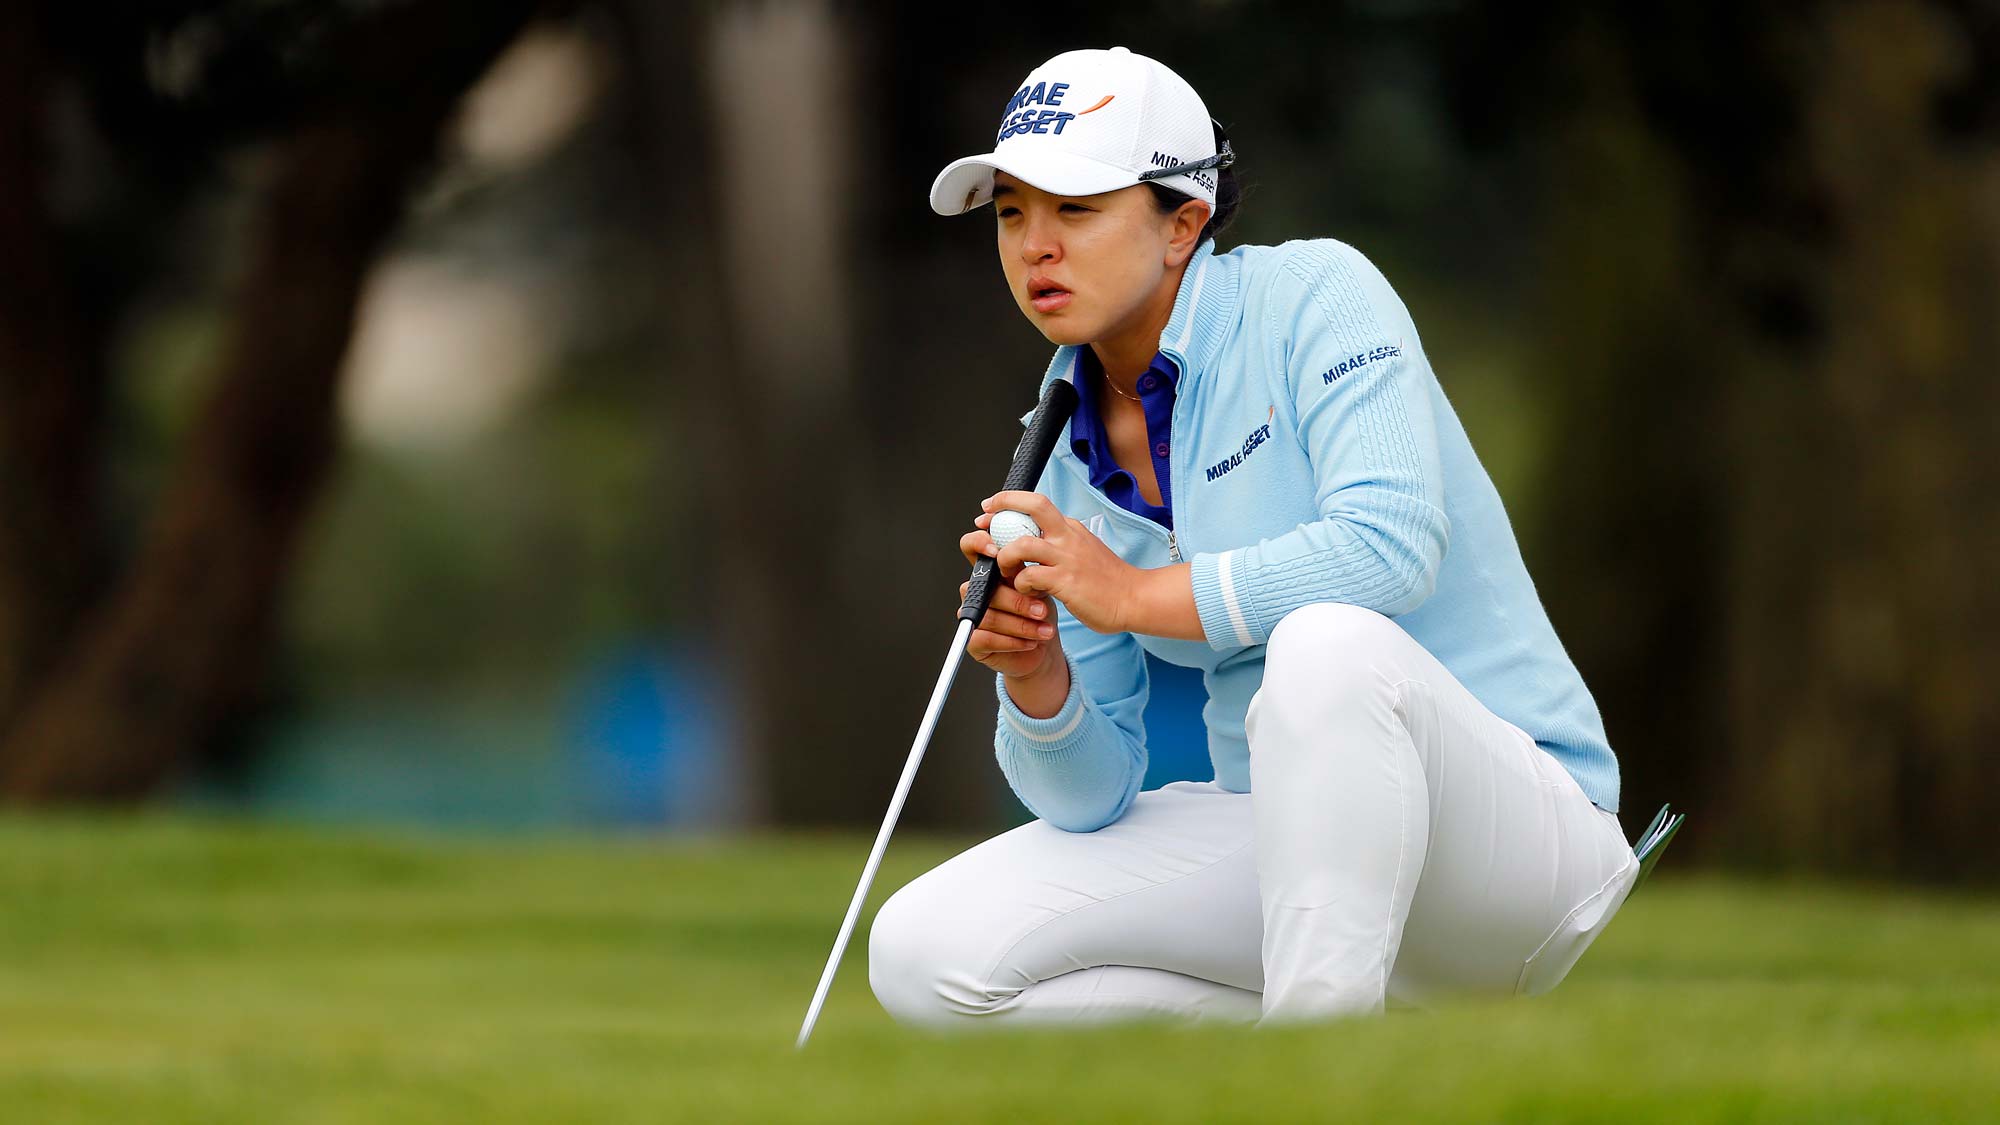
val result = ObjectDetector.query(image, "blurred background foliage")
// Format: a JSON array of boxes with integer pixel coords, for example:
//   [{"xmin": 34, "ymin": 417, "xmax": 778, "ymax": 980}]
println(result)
[{"xmin": 0, "ymin": 0, "xmax": 1993, "ymax": 879}]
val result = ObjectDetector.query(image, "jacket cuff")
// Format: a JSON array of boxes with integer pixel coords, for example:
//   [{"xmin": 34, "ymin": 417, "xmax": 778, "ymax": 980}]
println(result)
[
  {"xmin": 1191, "ymin": 549, "xmax": 1258, "ymax": 651},
  {"xmin": 993, "ymin": 649, "xmax": 1090, "ymax": 751}
]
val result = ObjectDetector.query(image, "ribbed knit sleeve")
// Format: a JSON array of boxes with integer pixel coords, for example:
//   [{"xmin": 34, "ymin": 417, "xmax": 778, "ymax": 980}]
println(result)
[
  {"xmin": 1190, "ymin": 242, "xmax": 1451, "ymax": 651},
  {"xmin": 992, "ymin": 591, "xmax": 1148, "ymax": 832}
]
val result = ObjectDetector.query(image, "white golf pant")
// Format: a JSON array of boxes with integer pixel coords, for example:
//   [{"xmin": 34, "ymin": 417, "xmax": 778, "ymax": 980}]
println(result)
[{"xmin": 869, "ymin": 602, "xmax": 1639, "ymax": 1027}]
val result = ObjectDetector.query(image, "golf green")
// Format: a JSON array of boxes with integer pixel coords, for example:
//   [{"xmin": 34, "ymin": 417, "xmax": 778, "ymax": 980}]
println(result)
[{"xmin": 3, "ymin": 815, "xmax": 1995, "ymax": 1122}]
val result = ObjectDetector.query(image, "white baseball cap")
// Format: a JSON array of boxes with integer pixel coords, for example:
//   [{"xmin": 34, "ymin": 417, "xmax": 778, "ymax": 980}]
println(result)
[{"xmin": 929, "ymin": 46, "xmax": 1233, "ymax": 217}]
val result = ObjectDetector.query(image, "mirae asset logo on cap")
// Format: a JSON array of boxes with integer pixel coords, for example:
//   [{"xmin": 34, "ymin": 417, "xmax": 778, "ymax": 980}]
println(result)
[
  {"xmin": 994, "ymin": 81, "xmax": 1112, "ymax": 143},
  {"xmin": 993, "ymin": 80, "xmax": 1217, "ymax": 193}
]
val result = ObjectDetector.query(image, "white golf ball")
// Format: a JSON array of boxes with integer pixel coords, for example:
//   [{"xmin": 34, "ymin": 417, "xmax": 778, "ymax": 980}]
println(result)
[{"xmin": 989, "ymin": 509, "xmax": 1042, "ymax": 565}]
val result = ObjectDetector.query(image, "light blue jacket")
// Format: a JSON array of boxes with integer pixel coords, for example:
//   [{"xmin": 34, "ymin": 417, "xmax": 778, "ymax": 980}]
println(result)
[{"xmin": 992, "ymin": 235, "xmax": 1619, "ymax": 831}]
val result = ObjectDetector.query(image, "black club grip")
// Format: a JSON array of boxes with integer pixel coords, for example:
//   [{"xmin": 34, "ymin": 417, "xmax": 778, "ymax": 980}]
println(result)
[{"xmin": 956, "ymin": 378, "xmax": 1080, "ymax": 628}]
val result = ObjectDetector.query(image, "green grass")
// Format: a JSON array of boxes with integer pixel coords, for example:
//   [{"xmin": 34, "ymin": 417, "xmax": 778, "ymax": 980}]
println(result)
[{"xmin": 2, "ymin": 815, "xmax": 1996, "ymax": 1123}]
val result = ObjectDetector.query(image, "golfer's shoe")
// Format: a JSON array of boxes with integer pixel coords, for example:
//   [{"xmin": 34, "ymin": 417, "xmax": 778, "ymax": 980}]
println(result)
[{"xmin": 1629, "ymin": 803, "xmax": 1685, "ymax": 893}]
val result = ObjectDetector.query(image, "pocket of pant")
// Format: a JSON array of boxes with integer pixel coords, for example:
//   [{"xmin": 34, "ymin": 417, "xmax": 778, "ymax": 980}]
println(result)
[{"xmin": 1514, "ymin": 854, "xmax": 1639, "ymax": 998}]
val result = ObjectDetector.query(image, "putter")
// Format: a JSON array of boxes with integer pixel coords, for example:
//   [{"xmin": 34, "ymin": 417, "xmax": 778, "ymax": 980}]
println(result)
[{"xmin": 795, "ymin": 377, "xmax": 1080, "ymax": 1049}]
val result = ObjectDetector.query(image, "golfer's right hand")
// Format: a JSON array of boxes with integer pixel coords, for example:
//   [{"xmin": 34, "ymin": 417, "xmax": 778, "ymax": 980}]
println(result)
[{"xmin": 960, "ymin": 522, "xmax": 1061, "ymax": 680}]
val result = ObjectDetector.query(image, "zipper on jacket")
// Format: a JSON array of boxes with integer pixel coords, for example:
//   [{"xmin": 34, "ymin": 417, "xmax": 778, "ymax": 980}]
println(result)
[
  {"xmin": 1057, "ymin": 449, "xmax": 1175, "ymax": 561},
  {"xmin": 1162, "ymin": 344, "xmax": 1192, "ymax": 566}
]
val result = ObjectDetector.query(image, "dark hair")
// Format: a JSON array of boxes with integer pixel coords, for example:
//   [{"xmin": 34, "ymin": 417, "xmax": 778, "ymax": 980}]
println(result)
[{"xmin": 1142, "ymin": 122, "xmax": 1241, "ymax": 246}]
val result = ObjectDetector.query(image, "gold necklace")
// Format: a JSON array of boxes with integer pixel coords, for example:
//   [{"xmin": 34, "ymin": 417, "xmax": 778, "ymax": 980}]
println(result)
[{"xmin": 1103, "ymin": 368, "xmax": 1143, "ymax": 403}]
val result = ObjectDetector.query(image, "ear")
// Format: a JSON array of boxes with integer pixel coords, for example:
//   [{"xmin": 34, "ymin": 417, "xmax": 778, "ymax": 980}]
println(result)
[{"xmin": 1166, "ymin": 199, "xmax": 1211, "ymax": 267}]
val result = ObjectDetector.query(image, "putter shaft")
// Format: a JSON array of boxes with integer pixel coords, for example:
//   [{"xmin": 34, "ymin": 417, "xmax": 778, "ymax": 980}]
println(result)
[{"xmin": 796, "ymin": 618, "xmax": 975, "ymax": 1049}]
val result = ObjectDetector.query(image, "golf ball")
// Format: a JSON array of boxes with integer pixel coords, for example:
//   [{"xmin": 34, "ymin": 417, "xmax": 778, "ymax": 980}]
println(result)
[{"xmin": 989, "ymin": 510, "xmax": 1042, "ymax": 565}]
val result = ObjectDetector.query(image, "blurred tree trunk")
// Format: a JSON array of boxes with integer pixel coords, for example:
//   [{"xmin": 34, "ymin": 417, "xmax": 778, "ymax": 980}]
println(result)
[
  {"xmin": 695, "ymin": 0, "xmax": 868, "ymax": 827},
  {"xmin": 614, "ymin": 0, "xmax": 1003, "ymax": 828},
  {"xmin": 0, "ymin": 0, "xmax": 547, "ymax": 799},
  {"xmin": 1515, "ymin": 2, "xmax": 1999, "ymax": 878},
  {"xmin": 1710, "ymin": 2, "xmax": 2000, "ymax": 877},
  {"xmin": 0, "ymin": 3, "xmax": 113, "ymax": 749}
]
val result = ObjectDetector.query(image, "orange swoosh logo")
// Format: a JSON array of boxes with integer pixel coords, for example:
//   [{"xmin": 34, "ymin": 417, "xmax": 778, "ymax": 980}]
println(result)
[{"xmin": 1077, "ymin": 94, "xmax": 1115, "ymax": 115}]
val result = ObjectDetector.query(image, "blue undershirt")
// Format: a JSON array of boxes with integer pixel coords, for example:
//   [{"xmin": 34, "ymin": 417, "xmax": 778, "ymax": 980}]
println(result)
[{"xmin": 1070, "ymin": 346, "xmax": 1180, "ymax": 529}]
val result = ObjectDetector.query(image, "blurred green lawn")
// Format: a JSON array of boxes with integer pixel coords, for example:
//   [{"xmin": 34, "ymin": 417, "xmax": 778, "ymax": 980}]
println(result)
[{"xmin": 3, "ymin": 816, "xmax": 1997, "ymax": 1123}]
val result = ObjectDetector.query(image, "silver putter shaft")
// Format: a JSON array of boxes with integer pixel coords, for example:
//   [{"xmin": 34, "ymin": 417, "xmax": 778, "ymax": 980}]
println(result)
[
  {"xmin": 796, "ymin": 617, "xmax": 975, "ymax": 1049},
  {"xmin": 794, "ymin": 378, "xmax": 1076, "ymax": 1049}
]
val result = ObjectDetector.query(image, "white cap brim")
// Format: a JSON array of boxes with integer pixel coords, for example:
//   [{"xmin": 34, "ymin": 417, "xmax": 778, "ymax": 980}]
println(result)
[{"xmin": 929, "ymin": 148, "xmax": 1146, "ymax": 216}]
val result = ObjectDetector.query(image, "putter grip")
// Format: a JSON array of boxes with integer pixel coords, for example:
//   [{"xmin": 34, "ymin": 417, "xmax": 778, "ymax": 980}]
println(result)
[{"xmin": 957, "ymin": 379, "xmax": 1080, "ymax": 627}]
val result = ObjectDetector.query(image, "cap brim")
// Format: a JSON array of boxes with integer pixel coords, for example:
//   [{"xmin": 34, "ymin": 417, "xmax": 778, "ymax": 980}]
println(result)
[{"xmin": 929, "ymin": 149, "xmax": 1144, "ymax": 216}]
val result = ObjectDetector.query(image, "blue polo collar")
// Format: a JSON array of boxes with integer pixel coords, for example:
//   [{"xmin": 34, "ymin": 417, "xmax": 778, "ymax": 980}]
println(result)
[
  {"xmin": 1069, "ymin": 345, "xmax": 1180, "ymax": 527},
  {"xmin": 1068, "ymin": 347, "xmax": 1180, "ymax": 459}
]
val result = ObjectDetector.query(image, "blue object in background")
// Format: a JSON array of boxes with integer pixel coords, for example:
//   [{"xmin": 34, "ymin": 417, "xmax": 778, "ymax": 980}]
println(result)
[
  {"xmin": 176, "ymin": 634, "xmax": 741, "ymax": 831},
  {"xmin": 1140, "ymin": 652, "xmax": 1212, "ymax": 789},
  {"xmin": 568, "ymin": 639, "xmax": 733, "ymax": 828},
  {"xmin": 568, "ymin": 645, "xmax": 674, "ymax": 825}
]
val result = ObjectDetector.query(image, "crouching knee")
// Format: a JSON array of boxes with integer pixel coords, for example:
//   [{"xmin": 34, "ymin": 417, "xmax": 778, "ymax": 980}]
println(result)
[
  {"xmin": 867, "ymin": 876, "xmax": 1011, "ymax": 1028},
  {"xmin": 1265, "ymin": 601, "xmax": 1406, "ymax": 679}
]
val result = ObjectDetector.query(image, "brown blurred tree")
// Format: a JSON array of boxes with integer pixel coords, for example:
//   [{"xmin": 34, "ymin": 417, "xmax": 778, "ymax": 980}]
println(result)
[
  {"xmin": 1708, "ymin": 3, "xmax": 2000, "ymax": 878},
  {"xmin": 604, "ymin": 0, "xmax": 1008, "ymax": 830},
  {"xmin": 1451, "ymin": 0, "xmax": 2000, "ymax": 879},
  {"xmin": 0, "ymin": 0, "xmax": 557, "ymax": 799}
]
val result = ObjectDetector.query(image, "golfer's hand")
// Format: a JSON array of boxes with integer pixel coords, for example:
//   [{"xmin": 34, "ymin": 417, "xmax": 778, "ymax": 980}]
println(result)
[
  {"xmin": 959, "ymin": 519, "xmax": 1061, "ymax": 681},
  {"xmin": 979, "ymin": 490, "xmax": 1142, "ymax": 634}
]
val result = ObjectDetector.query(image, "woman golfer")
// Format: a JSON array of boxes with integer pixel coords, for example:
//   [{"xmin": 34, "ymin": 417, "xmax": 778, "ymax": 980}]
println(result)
[{"xmin": 869, "ymin": 45, "xmax": 1638, "ymax": 1027}]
